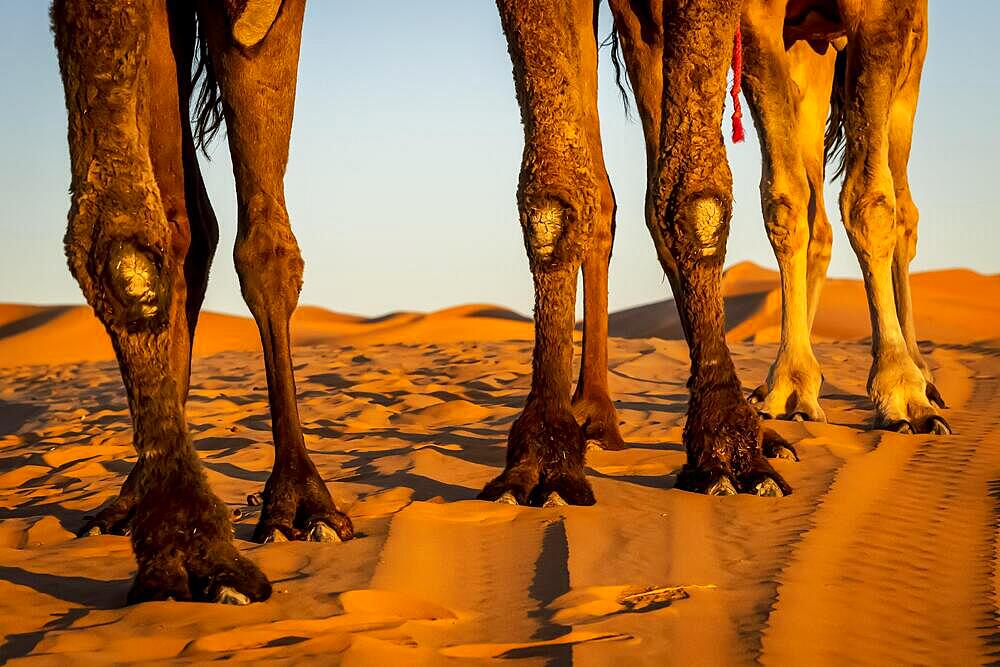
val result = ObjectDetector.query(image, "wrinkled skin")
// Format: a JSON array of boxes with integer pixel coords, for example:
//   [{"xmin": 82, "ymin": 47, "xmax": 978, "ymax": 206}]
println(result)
[
  {"xmin": 483, "ymin": 0, "xmax": 793, "ymax": 504},
  {"xmin": 54, "ymin": 0, "xmax": 350, "ymax": 605}
]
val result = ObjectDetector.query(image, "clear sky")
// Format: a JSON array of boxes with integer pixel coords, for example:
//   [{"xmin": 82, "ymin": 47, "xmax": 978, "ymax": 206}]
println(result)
[{"xmin": 1, "ymin": 2, "xmax": 996, "ymax": 318}]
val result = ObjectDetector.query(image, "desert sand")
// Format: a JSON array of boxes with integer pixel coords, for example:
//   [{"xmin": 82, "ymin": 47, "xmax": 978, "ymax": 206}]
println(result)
[{"xmin": 0, "ymin": 262, "xmax": 997, "ymax": 664}]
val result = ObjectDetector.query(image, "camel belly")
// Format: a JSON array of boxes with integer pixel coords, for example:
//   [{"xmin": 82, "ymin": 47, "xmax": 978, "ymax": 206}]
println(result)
[{"xmin": 783, "ymin": 0, "xmax": 847, "ymax": 52}]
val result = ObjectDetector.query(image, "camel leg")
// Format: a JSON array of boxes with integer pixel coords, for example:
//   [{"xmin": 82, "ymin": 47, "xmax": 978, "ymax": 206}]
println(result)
[
  {"xmin": 572, "ymin": 63, "xmax": 625, "ymax": 452},
  {"xmin": 198, "ymin": 0, "xmax": 354, "ymax": 543},
  {"xmin": 54, "ymin": 0, "xmax": 269, "ymax": 604},
  {"xmin": 79, "ymin": 3, "xmax": 220, "ymax": 539},
  {"xmin": 607, "ymin": 0, "xmax": 690, "ymax": 339},
  {"xmin": 612, "ymin": 0, "xmax": 792, "ymax": 494},
  {"xmin": 742, "ymin": 14, "xmax": 834, "ymax": 423},
  {"xmin": 887, "ymin": 23, "xmax": 943, "ymax": 408},
  {"xmin": 838, "ymin": 2, "xmax": 948, "ymax": 435},
  {"xmin": 479, "ymin": 0, "xmax": 603, "ymax": 507}
]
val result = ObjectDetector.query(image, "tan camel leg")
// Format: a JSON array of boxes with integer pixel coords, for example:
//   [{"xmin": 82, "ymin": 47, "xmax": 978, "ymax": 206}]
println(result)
[
  {"xmin": 839, "ymin": 1, "xmax": 948, "ymax": 435},
  {"xmin": 54, "ymin": 0, "xmax": 270, "ymax": 604},
  {"xmin": 742, "ymin": 12, "xmax": 834, "ymax": 423},
  {"xmin": 611, "ymin": 0, "xmax": 794, "ymax": 496},
  {"xmin": 479, "ymin": 0, "xmax": 602, "ymax": 507},
  {"xmin": 886, "ymin": 22, "xmax": 944, "ymax": 407},
  {"xmin": 199, "ymin": 0, "xmax": 354, "ymax": 542}
]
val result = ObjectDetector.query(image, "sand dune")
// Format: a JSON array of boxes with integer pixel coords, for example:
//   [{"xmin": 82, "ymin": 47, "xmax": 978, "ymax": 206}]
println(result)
[
  {"xmin": 607, "ymin": 261, "xmax": 1000, "ymax": 343},
  {"xmin": 2, "ymin": 262, "xmax": 997, "ymax": 369},
  {"xmin": 0, "ymin": 263, "xmax": 998, "ymax": 663}
]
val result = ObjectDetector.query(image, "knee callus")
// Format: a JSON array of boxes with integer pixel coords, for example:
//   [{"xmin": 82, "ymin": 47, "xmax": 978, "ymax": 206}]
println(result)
[
  {"xmin": 104, "ymin": 241, "xmax": 169, "ymax": 331},
  {"xmin": 234, "ymin": 192, "xmax": 303, "ymax": 317},
  {"xmin": 520, "ymin": 193, "xmax": 590, "ymax": 272}
]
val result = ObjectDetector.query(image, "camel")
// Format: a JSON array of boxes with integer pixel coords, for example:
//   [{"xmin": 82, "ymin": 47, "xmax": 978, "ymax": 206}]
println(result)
[
  {"xmin": 738, "ymin": 0, "xmax": 949, "ymax": 435},
  {"xmin": 52, "ymin": 0, "xmax": 352, "ymax": 604},
  {"xmin": 480, "ymin": 0, "xmax": 795, "ymax": 507}
]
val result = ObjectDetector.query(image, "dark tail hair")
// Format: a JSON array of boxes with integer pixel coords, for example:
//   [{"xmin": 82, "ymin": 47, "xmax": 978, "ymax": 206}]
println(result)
[
  {"xmin": 191, "ymin": 15, "xmax": 225, "ymax": 157},
  {"xmin": 602, "ymin": 22, "xmax": 632, "ymax": 117},
  {"xmin": 823, "ymin": 48, "xmax": 848, "ymax": 181}
]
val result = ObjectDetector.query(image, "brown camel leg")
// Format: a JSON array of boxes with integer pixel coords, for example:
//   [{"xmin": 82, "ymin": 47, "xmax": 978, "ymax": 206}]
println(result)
[
  {"xmin": 572, "ymin": 90, "xmax": 625, "ymax": 452},
  {"xmin": 656, "ymin": 0, "xmax": 791, "ymax": 495},
  {"xmin": 54, "ymin": 0, "xmax": 269, "ymax": 604},
  {"xmin": 198, "ymin": 0, "xmax": 353, "ymax": 542},
  {"xmin": 609, "ymin": 0, "xmax": 795, "ymax": 492},
  {"xmin": 79, "ymin": 3, "xmax": 220, "ymax": 539},
  {"xmin": 479, "ymin": 0, "xmax": 604, "ymax": 507},
  {"xmin": 838, "ymin": 1, "xmax": 948, "ymax": 435},
  {"xmin": 607, "ymin": 0, "xmax": 690, "ymax": 340},
  {"xmin": 742, "ymin": 18, "xmax": 834, "ymax": 423},
  {"xmin": 886, "ymin": 21, "xmax": 944, "ymax": 408}
]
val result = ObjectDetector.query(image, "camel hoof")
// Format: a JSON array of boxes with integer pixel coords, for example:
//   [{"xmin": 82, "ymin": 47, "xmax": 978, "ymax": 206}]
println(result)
[
  {"xmin": 754, "ymin": 478, "xmax": 784, "ymax": 497},
  {"xmin": 926, "ymin": 383, "xmax": 947, "ymax": 409},
  {"xmin": 893, "ymin": 420, "xmax": 914, "ymax": 435},
  {"xmin": 216, "ymin": 586, "xmax": 251, "ymax": 606},
  {"xmin": 791, "ymin": 412, "xmax": 806, "ymax": 423},
  {"xmin": 541, "ymin": 492, "xmax": 567, "ymax": 508},
  {"xmin": 308, "ymin": 521, "xmax": 341, "ymax": 543},
  {"xmin": 927, "ymin": 416, "xmax": 952, "ymax": 435},
  {"xmin": 748, "ymin": 384, "xmax": 768, "ymax": 405},
  {"xmin": 263, "ymin": 528, "xmax": 289, "ymax": 544},
  {"xmin": 495, "ymin": 491, "xmax": 519, "ymax": 506},
  {"xmin": 772, "ymin": 446, "xmax": 798, "ymax": 461},
  {"xmin": 707, "ymin": 476, "xmax": 737, "ymax": 497}
]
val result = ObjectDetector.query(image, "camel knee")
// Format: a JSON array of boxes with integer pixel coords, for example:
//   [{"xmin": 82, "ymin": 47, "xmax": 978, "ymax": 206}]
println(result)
[
  {"xmin": 588, "ymin": 179, "xmax": 615, "ymax": 263},
  {"xmin": 657, "ymin": 191, "xmax": 731, "ymax": 263},
  {"xmin": 65, "ymin": 190, "xmax": 186, "ymax": 334},
  {"xmin": 519, "ymin": 184, "xmax": 596, "ymax": 272},
  {"xmin": 841, "ymin": 173, "xmax": 897, "ymax": 264},
  {"xmin": 808, "ymin": 209, "xmax": 833, "ymax": 268},
  {"xmin": 233, "ymin": 192, "xmax": 303, "ymax": 319},
  {"xmin": 101, "ymin": 241, "xmax": 173, "ymax": 331},
  {"xmin": 761, "ymin": 178, "xmax": 809, "ymax": 260},
  {"xmin": 895, "ymin": 193, "xmax": 919, "ymax": 263}
]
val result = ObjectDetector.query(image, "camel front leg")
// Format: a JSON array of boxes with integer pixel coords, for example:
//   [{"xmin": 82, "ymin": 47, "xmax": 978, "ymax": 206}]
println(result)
[
  {"xmin": 78, "ymin": 2, "xmax": 220, "ymax": 539},
  {"xmin": 54, "ymin": 0, "xmax": 269, "ymax": 604},
  {"xmin": 572, "ymin": 96, "xmax": 625, "ymax": 452},
  {"xmin": 479, "ymin": 0, "xmax": 601, "ymax": 507},
  {"xmin": 199, "ymin": 0, "xmax": 354, "ymax": 543},
  {"xmin": 741, "ymin": 14, "xmax": 833, "ymax": 423},
  {"xmin": 653, "ymin": 0, "xmax": 792, "ymax": 496},
  {"xmin": 839, "ymin": 2, "xmax": 948, "ymax": 435},
  {"xmin": 886, "ymin": 15, "xmax": 945, "ymax": 409}
]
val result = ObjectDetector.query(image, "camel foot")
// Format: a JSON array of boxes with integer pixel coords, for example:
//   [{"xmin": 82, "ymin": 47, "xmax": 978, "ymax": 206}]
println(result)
[
  {"xmin": 761, "ymin": 428, "xmax": 799, "ymax": 461},
  {"xmin": 572, "ymin": 392, "xmax": 626, "ymax": 451},
  {"xmin": 871, "ymin": 362, "xmax": 953, "ymax": 435},
  {"xmin": 677, "ymin": 386, "xmax": 793, "ymax": 497},
  {"xmin": 252, "ymin": 460, "xmax": 354, "ymax": 544},
  {"xmin": 78, "ymin": 493, "xmax": 137, "ymax": 537},
  {"xmin": 749, "ymin": 383, "xmax": 826, "ymax": 423},
  {"xmin": 127, "ymin": 478, "xmax": 271, "ymax": 605},
  {"xmin": 886, "ymin": 415, "xmax": 951, "ymax": 436},
  {"xmin": 478, "ymin": 403, "xmax": 595, "ymax": 507}
]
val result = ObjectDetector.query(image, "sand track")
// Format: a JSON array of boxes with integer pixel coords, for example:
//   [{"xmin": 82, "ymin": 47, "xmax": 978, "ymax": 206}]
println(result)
[{"xmin": 0, "ymin": 336, "xmax": 997, "ymax": 663}]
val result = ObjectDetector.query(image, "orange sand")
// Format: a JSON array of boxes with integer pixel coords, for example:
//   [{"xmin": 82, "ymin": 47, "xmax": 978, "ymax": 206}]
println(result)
[{"xmin": 0, "ymin": 263, "xmax": 997, "ymax": 663}]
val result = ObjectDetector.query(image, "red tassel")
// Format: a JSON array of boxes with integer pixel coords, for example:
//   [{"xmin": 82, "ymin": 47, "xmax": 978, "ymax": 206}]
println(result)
[{"xmin": 731, "ymin": 23, "xmax": 746, "ymax": 144}]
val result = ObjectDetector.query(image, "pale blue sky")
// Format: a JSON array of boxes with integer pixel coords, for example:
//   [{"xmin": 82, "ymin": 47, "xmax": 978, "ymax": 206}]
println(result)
[{"xmin": 1, "ymin": 2, "xmax": 996, "ymax": 318}]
